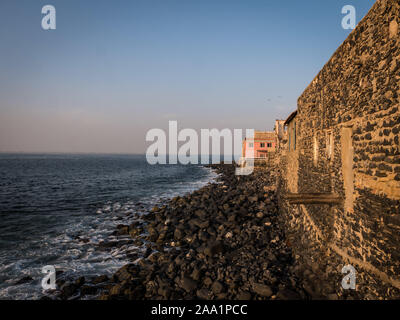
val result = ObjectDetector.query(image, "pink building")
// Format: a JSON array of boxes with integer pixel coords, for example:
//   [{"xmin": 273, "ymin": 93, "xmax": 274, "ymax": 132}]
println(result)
[{"xmin": 242, "ymin": 131, "xmax": 276, "ymax": 159}]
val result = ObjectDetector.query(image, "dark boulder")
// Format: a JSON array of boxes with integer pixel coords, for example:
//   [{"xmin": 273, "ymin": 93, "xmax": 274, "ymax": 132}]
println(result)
[
  {"xmin": 204, "ymin": 241, "xmax": 225, "ymax": 257},
  {"xmin": 180, "ymin": 276, "xmax": 197, "ymax": 293},
  {"xmin": 80, "ymin": 285, "xmax": 99, "ymax": 296},
  {"xmin": 60, "ymin": 282, "xmax": 78, "ymax": 298},
  {"xmin": 275, "ymin": 288, "xmax": 302, "ymax": 300},
  {"xmin": 92, "ymin": 275, "xmax": 109, "ymax": 284},
  {"xmin": 252, "ymin": 283, "xmax": 273, "ymax": 297},
  {"xmin": 196, "ymin": 288, "xmax": 211, "ymax": 299},
  {"xmin": 211, "ymin": 281, "xmax": 224, "ymax": 295}
]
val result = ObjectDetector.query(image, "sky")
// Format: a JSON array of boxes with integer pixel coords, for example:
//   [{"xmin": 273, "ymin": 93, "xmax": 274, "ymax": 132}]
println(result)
[{"xmin": 0, "ymin": 0, "xmax": 375, "ymax": 154}]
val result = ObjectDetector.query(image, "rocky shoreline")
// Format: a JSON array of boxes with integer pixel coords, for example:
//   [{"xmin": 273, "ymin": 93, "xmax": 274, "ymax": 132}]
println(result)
[{"xmin": 52, "ymin": 164, "xmax": 339, "ymax": 300}]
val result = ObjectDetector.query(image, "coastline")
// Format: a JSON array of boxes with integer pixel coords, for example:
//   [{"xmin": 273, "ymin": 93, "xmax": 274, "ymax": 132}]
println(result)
[
  {"xmin": 49, "ymin": 164, "xmax": 307, "ymax": 300},
  {"xmin": 1, "ymin": 156, "xmax": 219, "ymax": 300}
]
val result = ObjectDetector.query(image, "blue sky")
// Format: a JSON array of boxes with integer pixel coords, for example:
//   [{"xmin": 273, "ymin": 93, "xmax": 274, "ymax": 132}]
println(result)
[{"xmin": 0, "ymin": 0, "xmax": 375, "ymax": 153}]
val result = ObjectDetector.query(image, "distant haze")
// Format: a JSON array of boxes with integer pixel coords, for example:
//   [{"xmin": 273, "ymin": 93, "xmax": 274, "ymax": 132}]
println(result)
[{"xmin": 0, "ymin": 0, "xmax": 374, "ymax": 154}]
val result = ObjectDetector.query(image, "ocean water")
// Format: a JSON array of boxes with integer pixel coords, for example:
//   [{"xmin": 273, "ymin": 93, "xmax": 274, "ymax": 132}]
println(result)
[{"xmin": 0, "ymin": 154, "xmax": 218, "ymax": 300}]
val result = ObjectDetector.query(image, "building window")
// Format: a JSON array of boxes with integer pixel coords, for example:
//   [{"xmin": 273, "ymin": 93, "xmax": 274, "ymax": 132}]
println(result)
[
  {"xmin": 267, "ymin": 143, "xmax": 272, "ymax": 148},
  {"xmin": 260, "ymin": 143, "xmax": 265, "ymax": 148},
  {"xmin": 287, "ymin": 120, "xmax": 297, "ymax": 152},
  {"xmin": 249, "ymin": 143, "xmax": 253, "ymax": 147},
  {"xmin": 313, "ymin": 135, "xmax": 318, "ymax": 165},
  {"xmin": 293, "ymin": 122, "xmax": 296, "ymax": 151},
  {"xmin": 326, "ymin": 131, "xmax": 333, "ymax": 160}
]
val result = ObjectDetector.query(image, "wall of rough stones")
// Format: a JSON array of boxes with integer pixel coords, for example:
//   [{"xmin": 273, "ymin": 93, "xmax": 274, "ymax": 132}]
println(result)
[{"xmin": 279, "ymin": 0, "xmax": 400, "ymax": 298}]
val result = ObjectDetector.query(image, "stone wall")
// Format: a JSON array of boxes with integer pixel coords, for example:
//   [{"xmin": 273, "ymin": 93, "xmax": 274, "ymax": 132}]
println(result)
[{"xmin": 279, "ymin": 0, "xmax": 400, "ymax": 298}]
